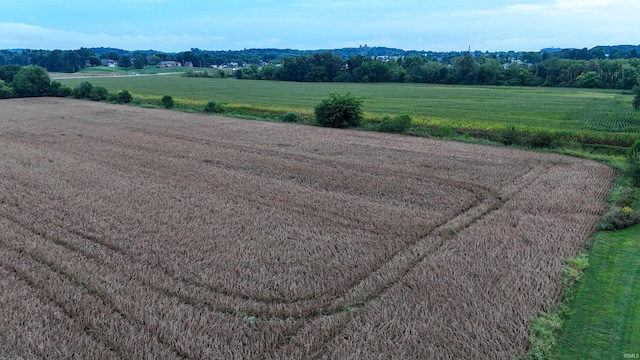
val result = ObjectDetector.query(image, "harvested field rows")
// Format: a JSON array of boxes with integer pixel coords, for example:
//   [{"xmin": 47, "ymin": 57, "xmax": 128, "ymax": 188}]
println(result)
[{"xmin": 0, "ymin": 98, "xmax": 616, "ymax": 358}]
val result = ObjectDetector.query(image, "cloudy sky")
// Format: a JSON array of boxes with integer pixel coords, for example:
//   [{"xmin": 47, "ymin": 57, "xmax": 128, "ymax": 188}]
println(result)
[{"xmin": 0, "ymin": 0, "xmax": 638, "ymax": 52}]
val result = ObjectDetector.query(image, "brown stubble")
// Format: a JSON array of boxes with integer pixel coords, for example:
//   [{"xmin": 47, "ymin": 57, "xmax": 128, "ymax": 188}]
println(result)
[{"xmin": 0, "ymin": 98, "xmax": 616, "ymax": 358}]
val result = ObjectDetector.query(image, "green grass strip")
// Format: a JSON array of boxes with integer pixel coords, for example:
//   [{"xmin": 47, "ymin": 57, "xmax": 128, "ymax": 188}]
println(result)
[{"xmin": 555, "ymin": 224, "xmax": 640, "ymax": 359}]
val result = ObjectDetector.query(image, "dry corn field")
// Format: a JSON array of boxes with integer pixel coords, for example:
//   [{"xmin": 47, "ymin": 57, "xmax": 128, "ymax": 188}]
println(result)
[{"xmin": 0, "ymin": 98, "xmax": 616, "ymax": 359}]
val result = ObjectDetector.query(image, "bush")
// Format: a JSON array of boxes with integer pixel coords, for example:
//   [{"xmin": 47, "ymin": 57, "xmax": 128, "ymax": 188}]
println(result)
[
  {"xmin": 50, "ymin": 81, "xmax": 72, "ymax": 97},
  {"xmin": 599, "ymin": 206, "xmax": 640, "ymax": 230},
  {"xmin": 431, "ymin": 124, "xmax": 456, "ymax": 138},
  {"xmin": 89, "ymin": 86, "xmax": 109, "ymax": 101},
  {"xmin": 12, "ymin": 65, "xmax": 51, "ymax": 97},
  {"xmin": 527, "ymin": 130, "xmax": 555, "ymax": 148},
  {"xmin": 377, "ymin": 114, "xmax": 412, "ymax": 133},
  {"xmin": 161, "ymin": 95, "xmax": 174, "ymax": 109},
  {"xmin": 72, "ymin": 81, "xmax": 93, "ymax": 99},
  {"xmin": 629, "ymin": 159, "xmax": 640, "ymax": 187},
  {"xmin": 203, "ymin": 101, "xmax": 226, "ymax": 114},
  {"xmin": 629, "ymin": 139, "xmax": 640, "ymax": 186},
  {"xmin": 0, "ymin": 80, "xmax": 14, "ymax": 99},
  {"xmin": 314, "ymin": 93, "xmax": 363, "ymax": 128},
  {"xmin": 116, "ymin": 90, "xmax": 133, "ymax": 104},
  {"xmin": 502, "ymin": 127, "xmax": 523, "ymax": 146},
  {"xmin": 281, "ymin": 112, "xmax": 300, "ymax": 123}
]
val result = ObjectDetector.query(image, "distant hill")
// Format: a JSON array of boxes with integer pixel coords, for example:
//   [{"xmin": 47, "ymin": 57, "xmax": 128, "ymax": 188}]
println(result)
[{"xmin": 90, "ymin": 47, "xmax": 158, "ymax": 56}]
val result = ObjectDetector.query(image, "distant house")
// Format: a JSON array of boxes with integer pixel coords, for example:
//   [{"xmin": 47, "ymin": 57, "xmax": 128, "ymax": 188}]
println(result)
[
  {"xmin": 184, "ymin": 61, "xmax": 194, "ymax": 67},
  {"xmin": 157, "ymin": 61, "xmax": 181, "ymax": 68},
  {"xmin": 101, "ymin": 59, "xmax": 117, "ymax": 67}
]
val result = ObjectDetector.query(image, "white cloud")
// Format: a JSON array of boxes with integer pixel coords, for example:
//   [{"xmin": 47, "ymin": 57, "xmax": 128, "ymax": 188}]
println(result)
[
  {"xmin": 0, "ymin": 22, "xmax": 224, "ymax": 51},
  {"xmin": 554, "ymin": 0, "xmax": 621, "ymax": 9}
]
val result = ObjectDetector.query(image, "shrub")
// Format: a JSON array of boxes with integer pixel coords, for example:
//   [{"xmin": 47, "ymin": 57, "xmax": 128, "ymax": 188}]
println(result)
[
  {"xmin": 12, "ymin": 65, "xmax": 51, "ymax": 97},
  {"xmin": 203, "ymin": 101, "xmax": 226, "ymax": 114},
  {"xmin": 599, "ymin": 206, "xmax": 640, "ymax": 230},
  {"xmin": 281, "ymin": 112, "xmax": 300, "ymax": 123},
  {"xmin": 314, "ymin": 93, "xmax": 363, "ymax": 128},
  {"xmin": 629, "ymin": 139, "xmax": 640, "ymax": 186},
  {"xmin": 89, "ymin": 86, "xmax": 109, "ymax": 101},
  {"xmin": 72, "ymin": 81, "xmax": 93, "ymax": 99},
  {"xmin": 502, "ymin": 127, "xmax": 523, "ymax": 146},
  {"xmin": 161, "ymin": 95, "xmax": 174, "ymax": 109},
  {"xmin": 0, "ymin": 80, "xmax": 13, "ymax": 99},
  {"xmin": 629, "ymin": 159, "xmax": 640, "ymax": 187},
  {"xmin": 377, "ymin": 114, "xmax": 412, "ymax": 133},
  {"xmin": 527, "ymin": 130, "xmax": 555, "ymax": 148},
  {"xmin": 50, "ymin": 81, "xmax": 72, "ymax": 97},
  {"xmin": 431, "ymin": 124, "xmax": 456, "ymax": 138},
  {"xmin": 116, "ymin": 90, "xmax": 133, "ymax": 104}
]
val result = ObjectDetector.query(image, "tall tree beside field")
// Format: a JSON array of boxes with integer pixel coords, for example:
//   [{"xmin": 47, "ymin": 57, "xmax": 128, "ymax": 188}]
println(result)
[
  {"xmin": 119, "ymin": 55, "xmax": 132, "ymax": 68},
  {"xmin": 633, "ymin": 86, "xmax": 640, "ymax": 111},
  {"xmin": 454, "ymin": 54, "xmax": 478, "ymax": 84},
  {"xmin": 11, "ymin": 65, "xmax": 51, "ymax": 97}
]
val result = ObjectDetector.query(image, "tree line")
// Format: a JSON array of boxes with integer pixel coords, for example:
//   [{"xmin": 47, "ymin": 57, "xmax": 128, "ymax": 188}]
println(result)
[
  {"xmin": 238, "ymin": 53, "xmax": 640, "ymax": 89},
  {"xmin": 1, "ymin": 45, "xmax": 640, "ymax": 89}
]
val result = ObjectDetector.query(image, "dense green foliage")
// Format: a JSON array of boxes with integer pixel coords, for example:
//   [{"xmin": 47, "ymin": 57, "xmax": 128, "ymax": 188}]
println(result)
[
  {"xmin": 116, "ymin": 90, "xmax": 133, "ymax": 104},
  {"xmin": 280, "ymin": 112, "xmax": 300, "ymax": 123},
  {"xmin": 3, "ymin": 45, "xmax": 640, "ymax": 89},
  {"xmin": 629, "ymin": 140, "xmax": 640, "ymax": 187},
  {"xmin": 72, "ymin": 81, "xmax": 93, "ymax": 99},
  {"xmin": 90, "ymin": 86, "xmax": 109, "ymax": 101},
  {"xmin": 377, "ymin": 114, "xmax": 413, "ymax": 133},
  {"xmin": 161, "ymin": 95, "xmax": 174, "ymax": 109},
  {"xmin": 0, "ymin": 80, "xmax": 13, "ymax": 98},
  {"xmin": 49, "ymin": 81, "xmax": 72, "ymax": 97},
  {"xmin": 11, "ymin": 65, "xmax": 51, "ymax": 97},
  {"xmin": 633, "ymin": 86, "xmax": 640, "ymax": 110},
  {"xmin": 314, "ymin": 93, "xmax": 363, "ymax": 128},
  {"xmin": 0, "ymin": 64, "xmax": 21, "ymax": 83},
  {"xmin": 203, "ymin": 101, "xmax": 226, "ymax": 113}
]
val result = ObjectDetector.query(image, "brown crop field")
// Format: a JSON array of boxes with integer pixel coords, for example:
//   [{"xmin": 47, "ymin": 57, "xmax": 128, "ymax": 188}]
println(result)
[{"xmin": 0, "ymin": 98, "xmax": 616, "ymax": 359}]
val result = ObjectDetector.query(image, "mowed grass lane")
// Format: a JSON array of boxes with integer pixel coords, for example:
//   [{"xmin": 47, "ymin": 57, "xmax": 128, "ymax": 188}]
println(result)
[
  {"xmin": 57, "ymin": 75, "xmax": 640, "ymax": 134},
  {"xmin": 556, "ymin": 224, "xmax": 640, "ymax": 358}
]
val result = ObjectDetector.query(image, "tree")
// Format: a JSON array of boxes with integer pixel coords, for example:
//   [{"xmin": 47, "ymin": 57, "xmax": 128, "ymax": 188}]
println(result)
[
  {"xmin": 119, "ymin": 55, "xmax": 131, "ymax": 68},
  {"xmin": 633, "ymin": 86, "xmax": 640, "ymax": 111},
  {"xmin": 453, "ymin": 55, "xmax": 478, "ymax": 84},
  {"xmin": 576, "ymin": 71, "xmax": 601, "ymax": 88},
  {"xmin": 0, "ymin": 64, "xmax": 21, "ymax": 83},
  {"xmin": 132, "ymin": 56, "xmax": 145, "ymax": 69},
  {"xmin": 11, "ymin": 65, "xmax": 51, "ymax": 97},
  {"xmin": 314, "ymin": 93, "xmax": 363, "ymax": 128}
]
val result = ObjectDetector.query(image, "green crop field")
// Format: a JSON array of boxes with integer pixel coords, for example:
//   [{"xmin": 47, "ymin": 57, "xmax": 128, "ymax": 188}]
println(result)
[{"xmin": 57, "ymin": 75, "xmax": 640, "ymax": 135}]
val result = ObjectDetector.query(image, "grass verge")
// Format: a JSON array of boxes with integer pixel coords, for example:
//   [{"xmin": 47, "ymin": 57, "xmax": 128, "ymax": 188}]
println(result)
[{"xmin": 555, "ymin": 224, "xmax": 640, "ymax": 359}]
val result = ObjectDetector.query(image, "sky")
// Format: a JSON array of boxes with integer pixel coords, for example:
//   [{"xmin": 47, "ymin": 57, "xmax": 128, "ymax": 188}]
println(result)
[{"xmin": 1, "ymin": 0, "xmax": 639, "ymax": 53}]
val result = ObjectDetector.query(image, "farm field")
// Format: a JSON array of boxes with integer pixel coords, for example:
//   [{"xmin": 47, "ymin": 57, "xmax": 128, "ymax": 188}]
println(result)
[
  {"xmin": 0, "ymin": 98, "xmax": 618, "ymax": 358},
  {"xmin": 57, "ymin": 75, "xmax": 640, "ymax": 136}
]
